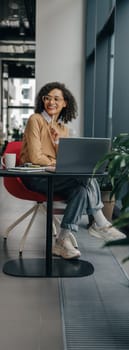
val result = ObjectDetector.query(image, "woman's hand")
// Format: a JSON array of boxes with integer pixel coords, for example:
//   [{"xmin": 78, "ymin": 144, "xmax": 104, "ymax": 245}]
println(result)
[{"xmin": 49, "ymin": 125, "xmax": 59, "ymax": 143}]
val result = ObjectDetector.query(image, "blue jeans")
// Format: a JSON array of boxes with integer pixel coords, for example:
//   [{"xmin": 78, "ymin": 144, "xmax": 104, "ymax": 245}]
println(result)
[{"xmin": 22, "ymin": 176, "xmax": 103, "ymax": 232}]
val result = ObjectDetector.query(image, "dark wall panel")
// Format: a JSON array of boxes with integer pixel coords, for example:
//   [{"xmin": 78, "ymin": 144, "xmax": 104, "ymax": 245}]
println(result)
[
  {"xmin": 84, "ymin": 60, "xmax": 95, "ymax": 136},
  {"xmin": 113, "ymin": 0, "xmax": 129, "ymax": 135},
  {"xmin": 97, "ymin": 0, "xmax": 111, "ymax": 33},
  {"xmin": 86, "ymin": 0, "xmax": 96, "ymax": 57},
  {"xmin": 94, "ymin": 38, "xmax": 109, "ymax": 137}
]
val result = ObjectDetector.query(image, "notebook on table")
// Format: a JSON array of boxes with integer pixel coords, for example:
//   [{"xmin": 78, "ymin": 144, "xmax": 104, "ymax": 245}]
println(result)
[
  {"xmin": 7, "ymin": 166, "xmax": 46, "ymax": 172},
  {"xmin": 46, "ymin": 137, "xmax": 111, "ymax": 174}
]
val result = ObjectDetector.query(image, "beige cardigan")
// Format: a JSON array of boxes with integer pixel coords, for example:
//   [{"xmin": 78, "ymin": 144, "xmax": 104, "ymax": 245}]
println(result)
[{"xmin": 20, "ymin": 113, "xmax": 69, "ymax": 166}]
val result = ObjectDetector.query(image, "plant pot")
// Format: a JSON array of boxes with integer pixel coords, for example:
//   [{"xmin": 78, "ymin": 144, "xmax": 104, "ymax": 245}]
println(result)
[{"xmin": 101, "ymin": 190, "xmax": 115, "ymax": 222}]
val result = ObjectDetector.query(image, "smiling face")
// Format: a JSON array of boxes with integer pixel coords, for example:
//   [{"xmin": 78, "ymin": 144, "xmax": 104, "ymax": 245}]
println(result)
[{"xmin": 42, "ymin": 88, "xmax": 67, "ymax": 119}]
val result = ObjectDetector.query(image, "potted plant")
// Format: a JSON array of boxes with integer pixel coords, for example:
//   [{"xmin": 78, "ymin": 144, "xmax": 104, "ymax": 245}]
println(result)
[
  {"xmin": 94, "ymin": 133, "xmax": 129, "ymax": 211},
  {"xmin": 94, "ymin": 133, "xmax": 129, "ymax": 261}
]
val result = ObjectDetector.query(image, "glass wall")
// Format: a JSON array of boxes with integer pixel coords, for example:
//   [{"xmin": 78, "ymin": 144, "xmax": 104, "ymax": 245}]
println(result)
[
  {"xmin": 85, "ymin": 0, "xmax": 129, "ymax": 138},
  {"xmin": 1, "ymin": 63, "xmax": 35, "ymax": 141},
  {"xmin": 84, "ymin": 0, "xmax": 115, "ymax": 138}
]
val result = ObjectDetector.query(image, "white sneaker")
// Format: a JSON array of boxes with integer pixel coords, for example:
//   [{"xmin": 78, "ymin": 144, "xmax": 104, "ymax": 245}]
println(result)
[
  {"xmin": 88, "ymin": 223, "xmax": 126, "ymax": 241},
  {"xmin": 52, "ymin": 237, "xmax": 81, "ymax": 259},
  {"xmin": 66, "ymin": 231, "xmax": 78, "ymax": 249},
  {"xmin": 55, "ymin": 229, "xmax": 79, "ymax": 249}
]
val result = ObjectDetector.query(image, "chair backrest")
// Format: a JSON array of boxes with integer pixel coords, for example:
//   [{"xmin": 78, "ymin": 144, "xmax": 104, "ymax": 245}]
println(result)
[
  {"xmin": 3, "ymin": 141, "xmax": 22, "ymax": 165},
  {"xmin": 3, "ymin": 141, "xmax": 46, "ymax": 201},
  {"xmin": 3, "ymin": 141, "xmax": 63, "ymax": 203}
]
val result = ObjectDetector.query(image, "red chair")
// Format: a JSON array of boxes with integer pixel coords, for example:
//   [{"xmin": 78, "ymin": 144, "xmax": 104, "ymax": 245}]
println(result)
[{"xmin": 3, "ymin": 141, "xmax": 64, "ymax": 254}]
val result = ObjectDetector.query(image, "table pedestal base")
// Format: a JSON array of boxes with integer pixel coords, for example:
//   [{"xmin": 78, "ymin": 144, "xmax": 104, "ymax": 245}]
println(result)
[{"xmin": 3, "ymin": 258, "xmax": 94, "ymax": 277}]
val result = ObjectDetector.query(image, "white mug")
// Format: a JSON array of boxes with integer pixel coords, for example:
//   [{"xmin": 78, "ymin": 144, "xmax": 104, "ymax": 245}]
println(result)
[{"xmin": 1, "ymin": 153, "xmax": 16, "ymax": 168}]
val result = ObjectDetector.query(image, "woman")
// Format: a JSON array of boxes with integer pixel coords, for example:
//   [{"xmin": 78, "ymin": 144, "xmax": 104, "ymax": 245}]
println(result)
[{"xmin": 20, "ymin": 81, "xmax": 125, "ymax": 259}]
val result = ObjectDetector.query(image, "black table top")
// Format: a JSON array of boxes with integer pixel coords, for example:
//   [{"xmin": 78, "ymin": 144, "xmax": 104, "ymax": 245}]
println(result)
[{"xmin": 0, "ymin": 168, "xmax": 107, "ymax": 177}]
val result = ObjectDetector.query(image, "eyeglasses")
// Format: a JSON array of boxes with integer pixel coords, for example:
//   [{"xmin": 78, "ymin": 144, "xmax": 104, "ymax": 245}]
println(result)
[{"xmin": 43, "ymin": 95, "xmax": 64, "ymax": 103}]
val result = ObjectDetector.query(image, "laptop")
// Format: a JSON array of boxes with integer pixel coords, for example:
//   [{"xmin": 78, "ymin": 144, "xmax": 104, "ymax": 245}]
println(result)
[{"xmin": 46, "ymin": 137, "xmax": 111, "ymax": 174}]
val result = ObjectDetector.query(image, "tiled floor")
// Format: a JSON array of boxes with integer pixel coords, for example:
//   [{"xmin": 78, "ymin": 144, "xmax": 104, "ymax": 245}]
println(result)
[{"xmin": 0, "ymin": 177, "xmax": 129, "ymax": 350}]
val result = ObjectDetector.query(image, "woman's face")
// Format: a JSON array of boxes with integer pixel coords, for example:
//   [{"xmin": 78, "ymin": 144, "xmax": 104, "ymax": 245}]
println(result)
[{"xmin": 42, "ymin": 88, "xmax": 67, "ymax": 118}]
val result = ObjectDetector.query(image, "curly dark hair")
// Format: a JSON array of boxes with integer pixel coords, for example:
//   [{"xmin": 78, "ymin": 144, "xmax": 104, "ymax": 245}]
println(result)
[{"xmin": 35, "ymin": 81, "xmax": 78, "ymax": 123}]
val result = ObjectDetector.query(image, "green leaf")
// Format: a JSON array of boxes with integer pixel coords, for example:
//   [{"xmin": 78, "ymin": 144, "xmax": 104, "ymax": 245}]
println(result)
[{"xmin": 112, "ymin": 216, "xmax": 129, "ymax": 229}]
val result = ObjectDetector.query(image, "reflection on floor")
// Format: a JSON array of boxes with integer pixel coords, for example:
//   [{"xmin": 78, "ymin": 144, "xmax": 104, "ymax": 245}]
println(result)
[
  {"xmin": 0, "ymin": 178, "xmax": 64, "ymax": 350},
  {"xmin": 0, "ymin": 178, "xmax": 129, "ymax": 349}
]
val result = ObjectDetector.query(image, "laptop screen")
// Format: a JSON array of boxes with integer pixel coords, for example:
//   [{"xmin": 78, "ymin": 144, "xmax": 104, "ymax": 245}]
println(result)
[{"xmin": 54, "ymin": 137, "xmax": 111, "ymax": 173}]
